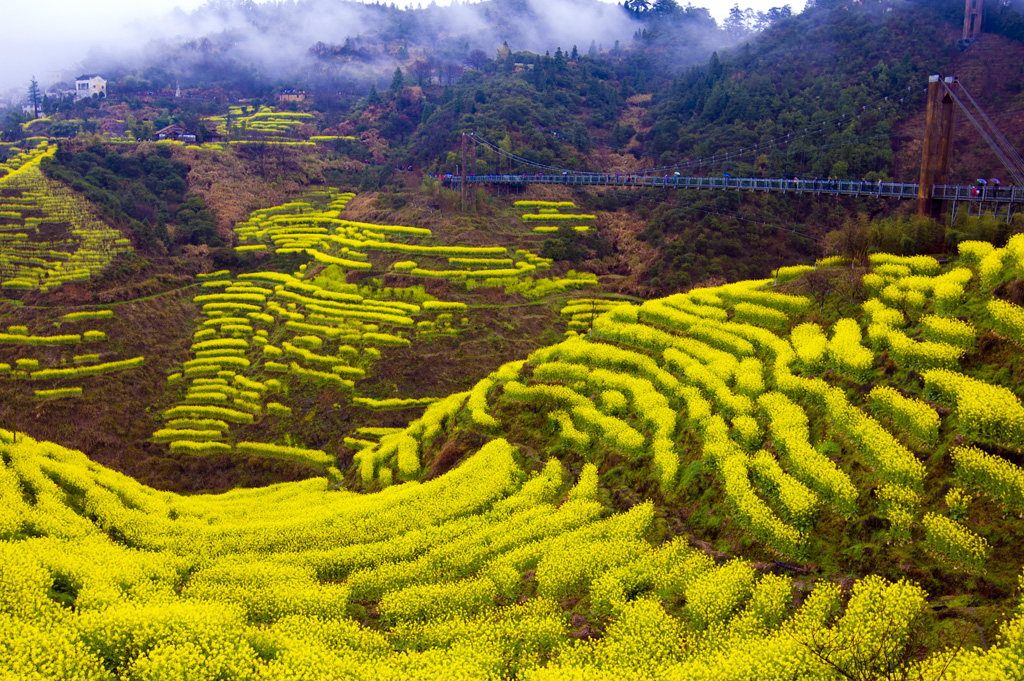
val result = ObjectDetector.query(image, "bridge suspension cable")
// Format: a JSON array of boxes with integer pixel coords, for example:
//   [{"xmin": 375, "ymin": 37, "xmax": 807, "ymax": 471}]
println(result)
[{"xmin": 944, "ymin": 80, "xmax": 1024, "ymax": 187}]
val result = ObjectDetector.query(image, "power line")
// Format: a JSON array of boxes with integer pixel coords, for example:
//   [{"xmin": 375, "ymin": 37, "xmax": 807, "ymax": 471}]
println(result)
[{"xmin": 945, "ymin": 80, "xmax": 1024, "ymax": 187}]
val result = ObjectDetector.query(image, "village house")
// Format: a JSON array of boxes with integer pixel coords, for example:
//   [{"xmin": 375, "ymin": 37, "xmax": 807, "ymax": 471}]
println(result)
[
  {"xmin": 277, "ymin": 89, "xmax": 306, "ymax": 103},
  {"xmin": 154, "ymin": 123, "xmax": 198, "ymax": 143},
  {"xmin": 74, "ymin": 75, "xmax": 107, "ymax": 100}
]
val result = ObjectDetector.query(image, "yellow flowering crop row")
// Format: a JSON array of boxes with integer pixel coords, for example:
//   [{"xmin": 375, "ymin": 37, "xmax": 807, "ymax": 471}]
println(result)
[
  {"xmin": 0, "ymin": 332, "xmax": 83, "ymax": 345},
  {"xmin": 988, "ymin": 298, "xmax": 1024, "ymax": 345},
  {"xmin": 923, "ymin": 369, "xmax": 1024, "ymax": 447},
  {"xmin": 33, "ymin": 387, "xmax": 82, "ymax": 400},
  {"xmin": 661, "ymin": 292, "xmax": 729, "ymax": 321},
  {"xmin": 351, "ymin": 396, "xmax": 438, "ymax": 410},
  {"xmin": 827, "ymin": 318, "xmax": 874, "ymax": 382},
  {"xmin": 734, "ymin": 356, "xmax": 765, "ymax": 397},
  {"xmin": 29, "ymin": 356, "xmax": 144, "ymax": 381},
  {"xmin": 790, "ymin": 322, "xmax": 828, "ymax": 372},
  {"xmin": 549, "ymin": 409, "xmax": 591, "ymax": 448},
  {"xmin": 152, "ymin": 428, "xmax": 224, "ymax": 443},
  {"xmin": 717, "ymin": 283, "xmax": 811, "ymax": 315},
  {"xmin": 957, "ymin": 239, "xmax": 996, "ymax": 267},
  {"xmin": 823, "ymin": 386, "xmax": 926, "ymax": 490},
  {"xmin": 950, "ymin": 445, "xmax": 1024, "ymax": 512},
  {"xmin": 731, "ymin": 413, "xmax": 762, "ymax": 449},
  {"xmin": 468, "ymin": 377, "xmax": 499, "ymax": 428},
  {"xmin": 868, "ymin": 253, "xmax": 941, "ymax": 275},
  {"xmin": 166, "ymin": 417, "xmax": 230, "ymax": 432},
  {"xmin": 749, "ymin": 449, "xmax": 820, "ymax": 529},
  {"xmin": 521, "ymin": 213, "xmax": 596, "ymax": 221},
  {"xmin": 922, "ymin": 512, "xmax": 990, "ymax": 571},
  {"xmin": 163, "ymin": 404, "xmax": 255, "ymax": 424},
  {"xmin": 235, "ymin": 441, "xmax": 332, "ymax": 467},
  {"xmin": 867, "ymin": 385, "xmax": 940, "ymax": 447},
  {"xmin": 531, "ymin": 336, "xmax": 685, "ymax": 398},
  {"xmin": 876, "ymin": 482, "xmax": 919, "ymax": 539},
  {"xmin": 920, "ymin": 314, "xmax": 975, "ymax": 349},
  {"xmin": 665, "ymin": 349, "xmax": 753, "ymax": 419},
  {"xmin": 758, "ymin": 391, "xmax": 858, "ymax": 515},
  {"xmin": 61, "ymin": 310, "xmax": 114, "ymax": 322},
  {"xmin": 732, "ymin": 301, "xmax": 790, "ymax": 330},
  {"xmin": 772, "ymin": 264, "xmax": 815, "ymax": 283},
  {"xmin": 514, "ymin": 200, "xmax": 576, "ymax": 208},
  {"xmin": 979, "ymin": 247, "xmax": 1009, "ymax": 288}
]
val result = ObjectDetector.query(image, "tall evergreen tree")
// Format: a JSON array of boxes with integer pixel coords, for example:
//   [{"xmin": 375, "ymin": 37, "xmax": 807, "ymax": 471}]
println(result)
[{"xmin": 27, "ymin": 76, "xmax": 41, "ymax": 119}]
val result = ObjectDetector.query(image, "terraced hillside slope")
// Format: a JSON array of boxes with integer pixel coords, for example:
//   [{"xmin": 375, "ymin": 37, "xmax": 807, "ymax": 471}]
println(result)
[{"xmin": 2, "ymin": 224, "xmax": 1024, "ymax": 679}]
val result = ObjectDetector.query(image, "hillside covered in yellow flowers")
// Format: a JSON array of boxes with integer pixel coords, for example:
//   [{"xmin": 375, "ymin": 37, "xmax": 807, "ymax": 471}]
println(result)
[{"xmin": 3, "ymin": 181, "xmax": 1024, "ymax": 677}]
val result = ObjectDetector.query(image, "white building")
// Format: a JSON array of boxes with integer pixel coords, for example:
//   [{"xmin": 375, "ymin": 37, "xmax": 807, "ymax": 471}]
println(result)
[{"xmin": 74, "ymin": 75, "xmax": 106, "ymax": 100}]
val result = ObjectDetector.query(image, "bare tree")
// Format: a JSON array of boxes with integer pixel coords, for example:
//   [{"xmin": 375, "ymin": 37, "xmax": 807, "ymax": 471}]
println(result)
[
  {"xmin": 786, "ymin": 597, "xmax": 966, "ymax": 681},
  {"xmin": 465, "ymin": 49, "xmax": 489, "ymax": 70},
  {"xmin": 440, "ymin": 61, "xmax": 464, "ymax": 86},
  {"xmin": 409, "ymin": 59, "xmax": 433, "ymax": 87}
]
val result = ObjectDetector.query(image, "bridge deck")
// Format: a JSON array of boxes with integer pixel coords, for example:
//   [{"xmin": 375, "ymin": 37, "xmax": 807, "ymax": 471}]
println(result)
[{"xmin": 446, "ymin": 174, "xmax": 1024, "ymax": 204}]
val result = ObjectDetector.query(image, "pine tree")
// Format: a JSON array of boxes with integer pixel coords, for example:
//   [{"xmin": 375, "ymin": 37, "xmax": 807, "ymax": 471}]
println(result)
[
  {"xmin": 27, "ymin": 76, "xmax": 41, "ymax": 119},
  {"xmin": 390, "ymin": 67, "xmax": 403, "ymax": 95}
]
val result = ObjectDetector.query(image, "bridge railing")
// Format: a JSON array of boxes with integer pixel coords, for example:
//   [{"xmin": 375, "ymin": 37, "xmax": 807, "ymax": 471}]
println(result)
[
  {"xmin": 933, "ymin": 185, "xmax": 1024, "ymax": 203},
  {"xmin": 445, "ymin": 174, "xmax": 1021, "ymax": 203}
]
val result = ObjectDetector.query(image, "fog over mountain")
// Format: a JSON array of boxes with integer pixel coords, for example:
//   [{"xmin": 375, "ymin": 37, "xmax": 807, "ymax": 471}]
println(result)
[{"xmin": 2, "ymin": 0, "xmax": 792, "ymax": 96}]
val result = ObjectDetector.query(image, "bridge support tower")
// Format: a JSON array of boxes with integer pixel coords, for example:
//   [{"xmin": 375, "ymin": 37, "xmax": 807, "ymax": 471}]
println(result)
[
  {"xmin": 917, "ymin": 75, "xmax": 956, "ymax": 219},
  {"xmin": 964, "ymin": 0, "xmax": 984, "ymax": 42}
]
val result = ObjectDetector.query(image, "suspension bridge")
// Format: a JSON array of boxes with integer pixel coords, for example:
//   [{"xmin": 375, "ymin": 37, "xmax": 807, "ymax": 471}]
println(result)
[{"xmin": 445, "ymin": 75, "xmax": 1024, "ymax": 220}]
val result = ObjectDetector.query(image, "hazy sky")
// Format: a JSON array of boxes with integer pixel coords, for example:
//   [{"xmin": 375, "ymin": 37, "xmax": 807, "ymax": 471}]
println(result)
[{"xmin": 2, "ymin": 0, "xmax": 807, "ymax": 94}]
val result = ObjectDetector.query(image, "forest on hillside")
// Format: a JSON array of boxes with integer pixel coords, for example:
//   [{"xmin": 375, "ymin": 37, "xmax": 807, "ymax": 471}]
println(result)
[{"xmin": 2, "ymin": 0, "xmax": 1024, "ymax": 294}]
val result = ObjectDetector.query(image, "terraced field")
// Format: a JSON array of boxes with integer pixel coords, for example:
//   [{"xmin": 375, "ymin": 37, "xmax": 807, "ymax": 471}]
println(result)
[
  {"xmin": 2, "ymin": 178, "xmax": 1024, "ymax": 678},
  {"xmin": 0, "ymin": 142, "xmax": 131, "ymax": 292}
]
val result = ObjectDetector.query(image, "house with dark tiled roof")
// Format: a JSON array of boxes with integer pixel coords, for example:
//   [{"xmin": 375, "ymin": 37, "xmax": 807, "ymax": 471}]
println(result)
[{"xmin": 154, "ymin": 124, "xmax": 197, "ymax": 143}]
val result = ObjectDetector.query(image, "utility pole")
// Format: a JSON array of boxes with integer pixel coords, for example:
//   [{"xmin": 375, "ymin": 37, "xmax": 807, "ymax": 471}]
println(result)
[
  {"xmin": 916, "ymin": 75, "xmax": 955, "ymax": 219},
  {"xmin": 470, "ymin": 135, "xmax": 477, "ymax": 209},
  {"xmin": 461, "ymin": 133, "xmax": 468, "ymax": 210}
]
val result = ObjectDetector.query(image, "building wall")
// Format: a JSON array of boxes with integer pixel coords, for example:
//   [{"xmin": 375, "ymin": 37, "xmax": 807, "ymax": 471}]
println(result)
[{"xmin": 75, "ymin": 77, "xmax": 107, "ymax": 100}]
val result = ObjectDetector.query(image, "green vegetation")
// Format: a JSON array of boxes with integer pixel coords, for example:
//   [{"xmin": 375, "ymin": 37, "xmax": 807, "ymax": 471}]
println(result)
[
  {"xmin": 0, "ymin": 143, "xmax": 132, "ymax": 292},
  {"xmin": 42, "ymin": 141, "xmax": 218, "ymax": 250}
]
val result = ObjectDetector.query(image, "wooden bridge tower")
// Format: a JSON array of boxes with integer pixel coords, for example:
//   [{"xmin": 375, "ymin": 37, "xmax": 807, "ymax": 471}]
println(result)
[
  {"xmin": 963, "ymin": 0, "xmax": 984, "ymax": 42},
  {"xmin": 916, "ymin": 75, "xmax": 956, "ymax": 219}
]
